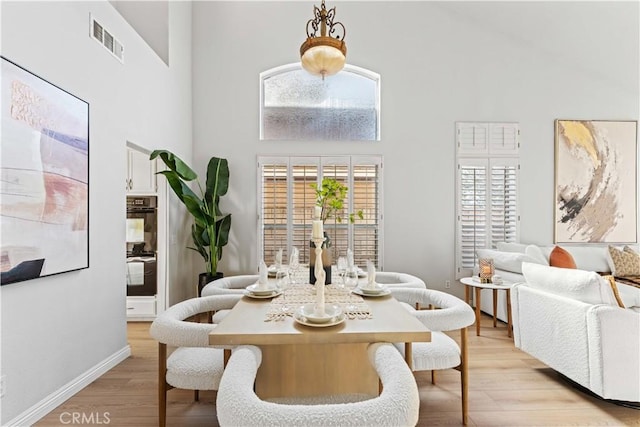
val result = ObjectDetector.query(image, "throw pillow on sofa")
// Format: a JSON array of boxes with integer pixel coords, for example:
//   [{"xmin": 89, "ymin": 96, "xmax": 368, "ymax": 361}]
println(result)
[
  {"xmin": 525, "ymin": 245, "xmax": 548, "ymax": 265},
  {"xmin": 607, "ymin": 245, "xmax": 640, "ymax": 276},
  {"xmin": 549, "ymin": 246, "xmax": 577, "ymax": 269},
  {"xmin": 522, "ymin": 262, "xmax": 618, "ymax": 306},
  {"xmin": 476, "ymin": 249, "xmax": 546, "ymax": 274}
]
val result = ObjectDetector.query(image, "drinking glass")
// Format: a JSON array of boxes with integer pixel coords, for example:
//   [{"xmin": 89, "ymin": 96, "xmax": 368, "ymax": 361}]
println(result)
[
  {"xmin": 337, "ymin": 256, "xmax": 348, "ymax": 287},
  {"xmin": 289, "ymin": 249, "xmax": 300, "ymax": 285},
  {"xmin": 344, "ymin": 266, "xmax": 359, "ymax": 290}
]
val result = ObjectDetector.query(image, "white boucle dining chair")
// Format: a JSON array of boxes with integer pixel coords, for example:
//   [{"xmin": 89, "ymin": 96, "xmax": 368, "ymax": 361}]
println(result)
[
  {"xmin": 200, "ymin": 274, "xmax": 259, "ymax": 323},
  {"xmin": 200, "ymin": 274, "xmax": 259, "ymax": 296},
  {"xmin": 374, "ymin": 271, "xmax": 427, "ymax": 290},
  {"xmin": 390, "ymin": 287, "xmax": 476, "ymax": 426},
  {"xmin": 216, "ymin": 343, "xmax": 420, "ymax": 427},
  {"xmin": 149, "ymin": 294, "xmax": 242, "ymax": 427}
]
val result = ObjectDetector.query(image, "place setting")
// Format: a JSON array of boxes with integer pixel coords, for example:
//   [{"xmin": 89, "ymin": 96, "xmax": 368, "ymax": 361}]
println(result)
[
  {"xmin": 293, "ymin": 303, "xmax": 345, "ymax": 328},
  {"xmin": 352, "ymin": 260, "xmax": 390, "ymax": 297},
  {"xmin": 244, "ymin": 260, "xmax": 282, "ymax": 299}
]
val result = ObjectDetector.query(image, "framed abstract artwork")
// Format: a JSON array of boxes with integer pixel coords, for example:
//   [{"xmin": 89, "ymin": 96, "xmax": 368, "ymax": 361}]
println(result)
[
  {"xmin": 554, "ymin": 119, "xmax": 638, "ymax": 244},
  {"xmin": 1, "ymin": 57, "xmax": 89, "ymax": 285}
]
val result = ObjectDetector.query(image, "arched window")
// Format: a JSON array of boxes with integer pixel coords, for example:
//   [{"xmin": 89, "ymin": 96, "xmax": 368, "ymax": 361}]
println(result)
[{"xmin": 260, "ymin": 63, "xmax": 380, "ymax": 141}]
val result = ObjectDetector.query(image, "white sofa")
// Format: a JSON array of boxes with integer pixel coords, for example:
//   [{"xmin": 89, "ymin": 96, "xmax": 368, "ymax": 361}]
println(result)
[
  {"xmin": 511, "ymin": 263, "xmax": 640, "ymax": 403},
  {"xmin": 476, "ymin": 242, "xmax": 640, "ymax": 322}
]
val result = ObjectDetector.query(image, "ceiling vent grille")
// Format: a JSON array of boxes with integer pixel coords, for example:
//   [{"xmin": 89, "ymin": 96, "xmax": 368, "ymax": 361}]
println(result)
[{"xmin": 90, "ymin": 15, "xmax": 124, "ymax": 62}]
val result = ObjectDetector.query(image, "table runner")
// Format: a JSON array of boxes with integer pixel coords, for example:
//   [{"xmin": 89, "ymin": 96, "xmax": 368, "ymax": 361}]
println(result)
[{"xmin": 265, "ymin": 284, "xmax": 372, "ymax": 321}]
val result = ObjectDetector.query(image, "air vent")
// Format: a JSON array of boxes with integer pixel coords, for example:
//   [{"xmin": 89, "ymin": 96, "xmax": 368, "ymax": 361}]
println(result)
[{"xmin": 90, "ymin": 14, "xmax": 124, "ymax": 63}]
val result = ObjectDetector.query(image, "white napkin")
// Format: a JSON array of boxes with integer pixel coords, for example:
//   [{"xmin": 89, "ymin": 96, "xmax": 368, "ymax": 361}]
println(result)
[
  {"xmin": 258, "ymin": 260, "xmax": 269, "ymax": 289},
  {"xmin": 366, "ymin": 260, "xmax": 376, "ymax": 288},
  {"xmin": 275, "ymin": 249, "xmax": 283, "ymax": 268},
  {"xmin": 347, "ymin": 248, "xmax": 354, "ymax": 268}
]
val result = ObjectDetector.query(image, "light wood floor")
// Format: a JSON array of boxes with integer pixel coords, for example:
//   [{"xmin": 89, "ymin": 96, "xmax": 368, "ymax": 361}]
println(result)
[{"xmin": 36, "ymin": 314, "xmax": 639, "ymax": 426}]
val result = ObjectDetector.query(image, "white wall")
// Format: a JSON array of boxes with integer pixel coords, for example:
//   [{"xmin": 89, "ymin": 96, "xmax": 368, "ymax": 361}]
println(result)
[
  {"xmin": 0, "ymin": 1, "xmax": 193, "ymax": 423},
  {"xmin": 192, "ymin": 1, "xmax": 639, "ymax": 295}
]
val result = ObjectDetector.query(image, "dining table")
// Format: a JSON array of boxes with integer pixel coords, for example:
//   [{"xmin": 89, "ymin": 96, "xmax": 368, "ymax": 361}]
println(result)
[{"xmin": 208, "ymin": 281, "xmax": 431, "ymax": 399}]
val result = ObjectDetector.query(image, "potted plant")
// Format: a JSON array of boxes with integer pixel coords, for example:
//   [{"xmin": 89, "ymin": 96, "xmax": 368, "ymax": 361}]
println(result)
[
  {"xmin": 309, "ymin": 178, "xmax": 363, "ymax": 284},
  {"xmin": 150, "ymin": 150, "xmax": 231, "ymax": 295}
]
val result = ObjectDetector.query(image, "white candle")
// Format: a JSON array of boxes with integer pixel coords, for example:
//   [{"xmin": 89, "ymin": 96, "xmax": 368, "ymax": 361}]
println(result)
[
  {"xmin": 312, "ymin": 219, "xmax": 324, "ymax": 239},
  {"xmin": 314, "ymin": 205, "xmax": 322, "ymax": 220}
]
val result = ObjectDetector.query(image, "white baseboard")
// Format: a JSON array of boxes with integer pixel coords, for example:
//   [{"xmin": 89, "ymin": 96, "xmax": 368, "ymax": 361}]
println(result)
[{"xmin": 5, "ymin": 345, "xmax": 131, "ymax": 427}]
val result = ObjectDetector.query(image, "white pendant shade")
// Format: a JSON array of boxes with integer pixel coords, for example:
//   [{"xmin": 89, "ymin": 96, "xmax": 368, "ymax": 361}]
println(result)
[{"xmin": 301, "ymin": 44, "xmax": 346, "ymax": 77}]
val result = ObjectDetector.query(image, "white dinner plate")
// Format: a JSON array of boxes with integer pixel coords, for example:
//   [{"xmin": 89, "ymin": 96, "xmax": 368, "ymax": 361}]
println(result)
[
  {"xmin": 294, "ymin": 311, "xmax": 346, "ymax": 328},
  {"xmin": 297, "ymin": 303, "xmax": 342, "ymax": 324},
  {"xmin": 352, "ymin": 287, "xmax": 391, "ymax": 297},
  {"xmin": 243, "ymin": 289, "xmax": 282, "ymax": 299},
  {"xmin": 246, "ymin": 283, "xmax": 279, "ymax": 296}
]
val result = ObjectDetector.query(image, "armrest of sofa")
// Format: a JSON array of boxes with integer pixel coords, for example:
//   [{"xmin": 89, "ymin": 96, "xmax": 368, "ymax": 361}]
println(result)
[
  {"xmin": 586, "ymin": 305, "xmax": 640, "ymax": 402},
  {"xmin": 511, "ymin": 283, "xmax": 592, "ymax": 390}
]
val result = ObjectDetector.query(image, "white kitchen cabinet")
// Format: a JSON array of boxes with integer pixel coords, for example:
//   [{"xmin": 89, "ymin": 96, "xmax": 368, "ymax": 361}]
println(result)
[
  {"xmin": 126, "ymin": 296, "xmax": 157, "ymax": 321},
  {"xmin": 127, "ymin": 147, "xmax": 156, "ymax": 193}
]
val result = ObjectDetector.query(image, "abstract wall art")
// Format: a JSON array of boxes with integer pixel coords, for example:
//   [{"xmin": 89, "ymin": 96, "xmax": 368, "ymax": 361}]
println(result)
[
  {"xmin": 554, "ymin": 120, "xmax": 637, "ymax": 244},
  {"xmin": 1, "ymin": 57, "xmax": 89, "ymax": 285}
]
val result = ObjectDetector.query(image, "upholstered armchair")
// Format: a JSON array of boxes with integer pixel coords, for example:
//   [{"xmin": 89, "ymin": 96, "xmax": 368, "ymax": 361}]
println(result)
[
  {"xmin": 216, "ymin": 343, "xmax": 420, "ymax": 426},
  {"xmin": 149, "ymin": 294, "xmax": 242, "ymax": 427},
  {"xmin": 391, "ymin": 287, "xmax": 476, "ymax": 425}
]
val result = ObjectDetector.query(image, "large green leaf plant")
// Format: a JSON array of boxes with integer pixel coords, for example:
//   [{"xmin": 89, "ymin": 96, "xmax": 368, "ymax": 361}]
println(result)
[{"xmin": 150, "ymin": 150, "xmax": 231, "ymax": 275}]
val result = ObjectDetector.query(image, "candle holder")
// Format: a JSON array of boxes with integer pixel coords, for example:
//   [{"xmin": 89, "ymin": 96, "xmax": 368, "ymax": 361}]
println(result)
[
  {"xmin": 309, "ymin": 232, "xmax": 332, "ymax": 285},
  {"xmin": 312, "ymin": 236, "xmax": 327, "ymax": 316},
  {"xmin": 478, "ymin": 258, "xmax": 494, "ymax": 283}
]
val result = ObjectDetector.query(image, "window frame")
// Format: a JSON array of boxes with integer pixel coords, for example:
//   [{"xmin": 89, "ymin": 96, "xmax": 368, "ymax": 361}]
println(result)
[
  {"xmin": 259, "ymin": 63, "xmax": 381, "ymax": 141},
  {"xmin": 455, "ymin": 122, "xmax": 520, "ymax": 279},
  {"xmin": 257, "ymin": 155, "xmax": 384, "ymax": 269}
]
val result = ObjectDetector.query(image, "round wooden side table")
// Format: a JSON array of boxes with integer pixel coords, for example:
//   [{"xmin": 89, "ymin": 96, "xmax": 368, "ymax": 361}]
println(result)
[{"xmin": 459, "ymin": 277, "xmax": 514, "ymax": 338}]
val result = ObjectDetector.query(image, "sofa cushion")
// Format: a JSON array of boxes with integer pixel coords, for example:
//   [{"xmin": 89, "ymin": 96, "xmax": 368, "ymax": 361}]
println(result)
[
  {"xmin": 564, "ymin": 246, "xmax": 611, "ymax": 272},
  {"xmin": 522, "ymin": 262, "xmax": 618, "ymax": 306},
  {"xmin": 525, "ymin": 245, "xmax": 548, "ymax": 265},
  {"xmin": 476, "ymin": 249, "xmax": 546, "ymax": 274},
  {"xmin": 607, "ymin": 245, "xmax": 640, "ymax": 276},
  {"xmin": 495, "ymin": 242, "xmax": 528, "ymax": 253},
  {"xmin": 549, "ymin": 246, "xmax": 577, "ymax": 269}
]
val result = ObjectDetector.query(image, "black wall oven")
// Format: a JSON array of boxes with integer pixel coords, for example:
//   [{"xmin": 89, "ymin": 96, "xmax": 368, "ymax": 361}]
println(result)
[{"xmin": 126, "ymin": 196, "xmax": 157, "ymax": 296}]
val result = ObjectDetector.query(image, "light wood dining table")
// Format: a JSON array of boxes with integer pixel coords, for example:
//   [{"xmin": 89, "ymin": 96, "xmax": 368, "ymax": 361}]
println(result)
[{"xmin": 208, "ymin": 289, "xmax": 431, "ymax": 399}]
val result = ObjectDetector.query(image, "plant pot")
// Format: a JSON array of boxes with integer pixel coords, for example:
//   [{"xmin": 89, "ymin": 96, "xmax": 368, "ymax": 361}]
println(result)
[
  {"xmin": 309, "ymin": 232, "xmax": 332, "ymax": 285},
  {"xmin": 198, "ymin": 271, "xmax": 223, "ymax": 296}
]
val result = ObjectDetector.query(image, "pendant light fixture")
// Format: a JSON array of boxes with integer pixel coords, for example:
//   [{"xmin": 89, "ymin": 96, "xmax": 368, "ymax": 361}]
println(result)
[{"xmin": 300, "ymin": 0, "xmax": 347, "ymax": 79}]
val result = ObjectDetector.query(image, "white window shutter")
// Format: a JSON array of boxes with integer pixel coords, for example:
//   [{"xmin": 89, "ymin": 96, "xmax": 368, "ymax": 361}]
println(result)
[
  {"xmin": 489, "ymin": 158, "xmax": 519, "ymax": 247},
  {"xmin": 456, "ymin": 122, "xmax": 489, "ymax": 156},
  {"xmin": 456, "ymin": 159, "xmax": 489, "ymax": 278},
  {"xmin": 455, "ymin": 122, "xmax": 520, "ymax": 279},
  {"xmin": 259, "ymin": 156, "xmax": 383, "ymax": 269},
  {"xmin": 489, "ymin": 123, "xmax": 520, "ymax": 155}
]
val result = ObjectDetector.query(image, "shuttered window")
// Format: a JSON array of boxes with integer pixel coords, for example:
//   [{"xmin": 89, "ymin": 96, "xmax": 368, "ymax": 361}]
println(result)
[
  {"xmin": 456, "ymin": 122, "xmax": 520, "ymax": 278},
  {"xmin": 259, "ymin": 156, "xmax": 383, "ymax": 269}
]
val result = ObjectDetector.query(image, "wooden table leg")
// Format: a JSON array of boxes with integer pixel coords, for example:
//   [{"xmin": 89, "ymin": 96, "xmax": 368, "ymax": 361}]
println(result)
[
  {"xmin": 465, "ymin": 284, "xmax": 470, "ymax": 305},
  {"xmin": 404, "ymin": 342, "xmax": 413, "ymax": 370},
  {"xmin": 492, "ymin": 289, "xmax": 498, "ymax": 328},
  {"xmin": 223, "ymin": 349, "xmax": 231, "ymax": 367},
  {"xmin": 475, "ymin": 287, "xmax": 481, "ymax": 336},
  {"xmin": 506, "ymin": 289, "xmax": 513, "ymax": 338}
]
